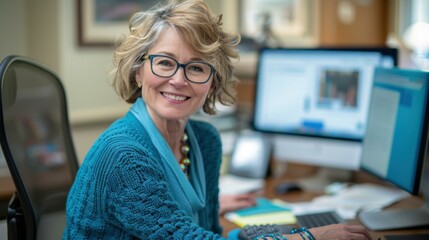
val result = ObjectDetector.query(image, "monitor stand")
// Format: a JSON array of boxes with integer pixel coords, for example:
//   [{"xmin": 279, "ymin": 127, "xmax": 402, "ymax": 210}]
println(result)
[
  {"xmin": 358, "ymin": 161, "xmax": 429, "ymax": 230},
  {"xmin": 358, "ymin": 203, "xmax": 429, "ymax": 230}
]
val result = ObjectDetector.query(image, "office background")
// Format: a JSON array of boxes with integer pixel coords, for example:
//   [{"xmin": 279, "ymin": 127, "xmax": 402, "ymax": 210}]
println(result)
[
  {"xmin": 0, "ymin": 0, "xmax": 429, "ymax": 161},
  {"xmin": 0, "ymin": 0, "xmax": 427, "ymax": 164},
  {"xmin": 1, "ymin": 0, "xmax": 429, "ymax": 238}
]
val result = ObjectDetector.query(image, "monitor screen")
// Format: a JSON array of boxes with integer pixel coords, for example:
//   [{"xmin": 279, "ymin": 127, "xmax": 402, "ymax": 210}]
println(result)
[
  {"xmin": 358, "ymin": 68, "xmax": 429, "ymax": 231},
  {"xmin": 252, "ymin": 47, "xmax": 398, "ymax": 170},
  {"xmin": 361, "ymin": 67, "xmax": 429, "ymax": 195}
]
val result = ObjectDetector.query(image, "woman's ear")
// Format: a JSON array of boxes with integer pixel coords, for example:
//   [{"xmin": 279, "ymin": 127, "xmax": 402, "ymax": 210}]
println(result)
[{"xmin": 135, "ymin": 67, "xmax": 144, "ymax": 88}]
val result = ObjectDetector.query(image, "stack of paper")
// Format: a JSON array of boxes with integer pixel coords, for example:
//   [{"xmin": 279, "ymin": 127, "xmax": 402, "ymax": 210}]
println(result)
[
  {"xmin": 224, "ymin": 198, "xmax": 297, "ymax": 227},
  {"xmin": 311, "ymin": 183, "xmax": 410, "ymax": 219},
  {"xmin": 219, "ymin": 174, "xmax": 264, "ymax": 195}
]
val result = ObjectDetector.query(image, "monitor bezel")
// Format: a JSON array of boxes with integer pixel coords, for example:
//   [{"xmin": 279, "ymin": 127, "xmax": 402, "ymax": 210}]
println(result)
[{"xmin": 251, "ymin": 46, "xmax": 399, "ymax": 142}]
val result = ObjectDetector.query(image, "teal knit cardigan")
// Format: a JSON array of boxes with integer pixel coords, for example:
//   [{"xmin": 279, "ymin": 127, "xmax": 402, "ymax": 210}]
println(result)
[{"xmin": 63, "ymin": 111, "xmax": 225, "ymax": 239}]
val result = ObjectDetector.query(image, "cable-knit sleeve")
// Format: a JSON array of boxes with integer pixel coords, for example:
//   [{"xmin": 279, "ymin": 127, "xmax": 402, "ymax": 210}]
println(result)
[{"xmin": 102, "ymin": 139, "xmax": 225, "ymax": 239}]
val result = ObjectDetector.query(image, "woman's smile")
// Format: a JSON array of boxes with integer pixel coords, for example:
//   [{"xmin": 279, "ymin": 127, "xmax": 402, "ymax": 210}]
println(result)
[{"xmin": 161, "ymin": 91, "xmax": 190, "ymax": 102}]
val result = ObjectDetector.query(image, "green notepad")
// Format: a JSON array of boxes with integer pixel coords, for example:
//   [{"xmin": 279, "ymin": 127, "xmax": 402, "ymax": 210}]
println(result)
[{"xmin": 234, "ymin": 198, "xmax": 291, "ymax": 216}]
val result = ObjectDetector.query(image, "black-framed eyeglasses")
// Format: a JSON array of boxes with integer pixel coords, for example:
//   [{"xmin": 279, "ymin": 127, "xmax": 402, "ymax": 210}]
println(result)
[{"xmin": 141, "ymin": 54, "xmax": 215, "ymax": 84}]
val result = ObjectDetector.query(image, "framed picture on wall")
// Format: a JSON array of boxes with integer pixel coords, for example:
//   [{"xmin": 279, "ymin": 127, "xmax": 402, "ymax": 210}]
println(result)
[
  {"xmin": 77, "ymin": 0, "xmax": 164, "ymax": 47},
  {"xmin": 239, "ymin": 0, "xmax": 316, "ymax": 47}
]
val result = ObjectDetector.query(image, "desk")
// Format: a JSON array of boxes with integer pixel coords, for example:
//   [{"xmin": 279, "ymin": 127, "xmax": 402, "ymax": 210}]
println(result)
[
  {"xmin": 220, "ymin": 176, "xmax": 429, "ymax": 239},
  {"xmin": 0, "ymin": 175, "xmax": 14, "ymax": 220},
  {"xmin": 0, "ymin": 175, "xmax": 14, "ymax": 200}
]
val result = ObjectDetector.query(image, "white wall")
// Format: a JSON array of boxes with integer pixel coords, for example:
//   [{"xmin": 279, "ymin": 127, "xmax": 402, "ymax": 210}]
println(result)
[
  {"xmin": 1, "ymin": 0, "xmax": 129, "ymax": 124},
  {"xmin": 59, "ymin": 0, "xmax": 129, "ymax": 124},
  {"xmin": 0, "ymin": 0, "xmax": 27, "ymax": 58},
  {"xmin": 0, "ymin": 0, "xmax": 130, "ymax": 162}
]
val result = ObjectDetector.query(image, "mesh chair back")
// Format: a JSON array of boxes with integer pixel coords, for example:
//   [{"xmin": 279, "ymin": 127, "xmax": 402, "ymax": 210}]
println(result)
[{"xmin": 0, "ymin": 56, "xmax": 79, "ymax": 239}]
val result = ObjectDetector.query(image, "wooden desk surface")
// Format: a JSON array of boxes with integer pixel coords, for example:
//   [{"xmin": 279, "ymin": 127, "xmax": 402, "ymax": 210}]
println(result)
[
  {"xmin": 0, "ymin": 175, "xmax": 15, "ymax": 200},
  {"xmin": 220, "ymin": 170, "xmax": 429, "ymax": 239},
  {"xmin": 0, "ymin": 164, "xmax": 73, "ymax": 201}
]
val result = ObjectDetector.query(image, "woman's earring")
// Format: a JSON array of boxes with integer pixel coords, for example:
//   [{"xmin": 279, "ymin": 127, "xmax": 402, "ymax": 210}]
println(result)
[{"xmin": 137, "ymin": 81, "xmax": 142, "ymax": 88}]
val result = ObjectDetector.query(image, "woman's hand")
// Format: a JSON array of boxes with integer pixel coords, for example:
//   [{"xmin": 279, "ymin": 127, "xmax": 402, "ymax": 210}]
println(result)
[
  {"xmin": 219, "ymin": 193, "xmax": 257, "ymax": 215},
  {"xmin": 308, "ymin": 224, "xmax": 373, "ymax": 240}
]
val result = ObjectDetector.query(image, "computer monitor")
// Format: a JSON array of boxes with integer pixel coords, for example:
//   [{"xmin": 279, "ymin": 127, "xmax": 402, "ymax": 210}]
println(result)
[
  {"xmin": 358, "ymin": 67, "xmax": 429, "ymax": 230},
  {"xmin": 252, "ymin": 47, "xmax": 398, "ymax": 180}
]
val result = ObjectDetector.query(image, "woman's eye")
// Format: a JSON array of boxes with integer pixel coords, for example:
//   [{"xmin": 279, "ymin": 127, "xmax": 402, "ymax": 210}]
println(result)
[
  {"xmin": 189, "ymin": 65, "xmax": 204, "ymax": 73},
  {"xmin": 158, "ymin": 59, "xmax": 173, "ymax": 67}
]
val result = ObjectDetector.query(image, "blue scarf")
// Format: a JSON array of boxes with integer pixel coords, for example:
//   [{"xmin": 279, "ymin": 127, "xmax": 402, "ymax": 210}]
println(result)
[{"xmin": 130, "ymin": 98, "xmax": 207, "ymax": 226}]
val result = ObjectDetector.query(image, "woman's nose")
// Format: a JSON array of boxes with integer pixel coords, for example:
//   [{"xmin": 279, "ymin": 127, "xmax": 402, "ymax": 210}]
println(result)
[{"xmin": 169, "ymin": 67, "xmax": 188, "ymax": 87}]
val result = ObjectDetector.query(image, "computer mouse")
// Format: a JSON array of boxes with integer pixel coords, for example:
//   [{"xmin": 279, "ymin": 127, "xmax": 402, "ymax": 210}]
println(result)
[{"xmin": 275, "ymin": 181, "xmax": 303, "ymax": 194}]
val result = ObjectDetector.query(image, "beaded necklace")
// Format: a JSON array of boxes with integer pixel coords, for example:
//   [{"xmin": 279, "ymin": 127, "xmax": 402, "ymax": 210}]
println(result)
[{"xmin": 179, "ymin": 132, "xmax": 191, "ymax": 177}]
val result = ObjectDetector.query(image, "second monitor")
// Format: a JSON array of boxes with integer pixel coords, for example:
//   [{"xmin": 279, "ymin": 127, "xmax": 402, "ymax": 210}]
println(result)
[
  {"xmin": 358, "ymin": 67, "xmax": 429, "ymax": 230},
  {"xmin": 252, "ymin": 47, "xmax": 398, "ymax": 172}
]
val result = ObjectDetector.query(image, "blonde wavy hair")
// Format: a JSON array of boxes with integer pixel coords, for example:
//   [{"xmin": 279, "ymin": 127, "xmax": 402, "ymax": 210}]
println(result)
[{"xmin": 111, "ymin": 0, "xmax": 240, "ymax": 115}]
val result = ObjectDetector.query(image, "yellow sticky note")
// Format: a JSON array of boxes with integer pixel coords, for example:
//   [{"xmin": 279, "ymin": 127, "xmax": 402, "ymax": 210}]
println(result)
[{"xmin": 225, "ymin": 211, "xmax": 297, "ymax": 228}]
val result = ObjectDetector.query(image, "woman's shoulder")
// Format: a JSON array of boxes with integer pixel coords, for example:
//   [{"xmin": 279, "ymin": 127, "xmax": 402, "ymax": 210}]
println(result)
[
  {"xmin": 101, "ymin": 112, "xmax": 148, "ymax": 141},
  {"xmin": 87, "ymin": 113, "xmax": 155, "ymax": 159},
  {"xmin": 189, "ymin": 119, "xmax": 222, "ymax": 154},
  {"xmin": 189, "ymin": 119, "xmax": 219, "ymax": 137}
]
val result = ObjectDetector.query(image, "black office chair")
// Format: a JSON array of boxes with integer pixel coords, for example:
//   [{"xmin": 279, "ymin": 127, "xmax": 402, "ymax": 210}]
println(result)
[{"xmin": 0, "ymin": 56, "xmax": 79, "ymax": 239}]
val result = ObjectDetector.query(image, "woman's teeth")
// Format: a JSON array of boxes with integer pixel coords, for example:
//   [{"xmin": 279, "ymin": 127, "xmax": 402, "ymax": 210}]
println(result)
[{"xmin": 163, "ymin": 92, "xmax": 187, "ymax": 101}]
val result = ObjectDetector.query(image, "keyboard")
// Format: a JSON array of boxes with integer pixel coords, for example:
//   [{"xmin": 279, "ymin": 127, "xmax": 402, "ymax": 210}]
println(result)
[
  {"xmin": 237, "ymin": 224, "xmax": 293, "ymax": 240},
  {"xmin": 296, "ymin": 210, "xmax": 346, "ymax": 228},
  {"xmin": 232, "ymin": 210, "xmax": 346, "ymax": 239}
]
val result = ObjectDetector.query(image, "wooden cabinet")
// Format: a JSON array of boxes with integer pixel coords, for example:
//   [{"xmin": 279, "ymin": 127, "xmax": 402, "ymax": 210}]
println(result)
[
  {"xmin": 319, "ymin": 0, "xmax": 389, "ymax": 46},
  {"xmin": 234, "ymin": 0, "xmax": 392, "ymax": 108}
]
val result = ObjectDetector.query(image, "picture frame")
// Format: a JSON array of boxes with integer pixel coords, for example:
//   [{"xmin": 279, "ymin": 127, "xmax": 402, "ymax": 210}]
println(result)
[
  {"xmin": 239, "ymin": 0, "xmax": 317, "ymax": 47},
  {"xmin": 77, "ymin": 0, "xmax": 164, "ymax": 47}
]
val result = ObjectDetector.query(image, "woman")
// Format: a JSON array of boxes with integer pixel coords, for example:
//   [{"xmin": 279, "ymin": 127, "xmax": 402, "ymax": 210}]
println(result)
[{"xmin": 64, "ymin": 0, "xmax": 372, "ymax": 239}]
